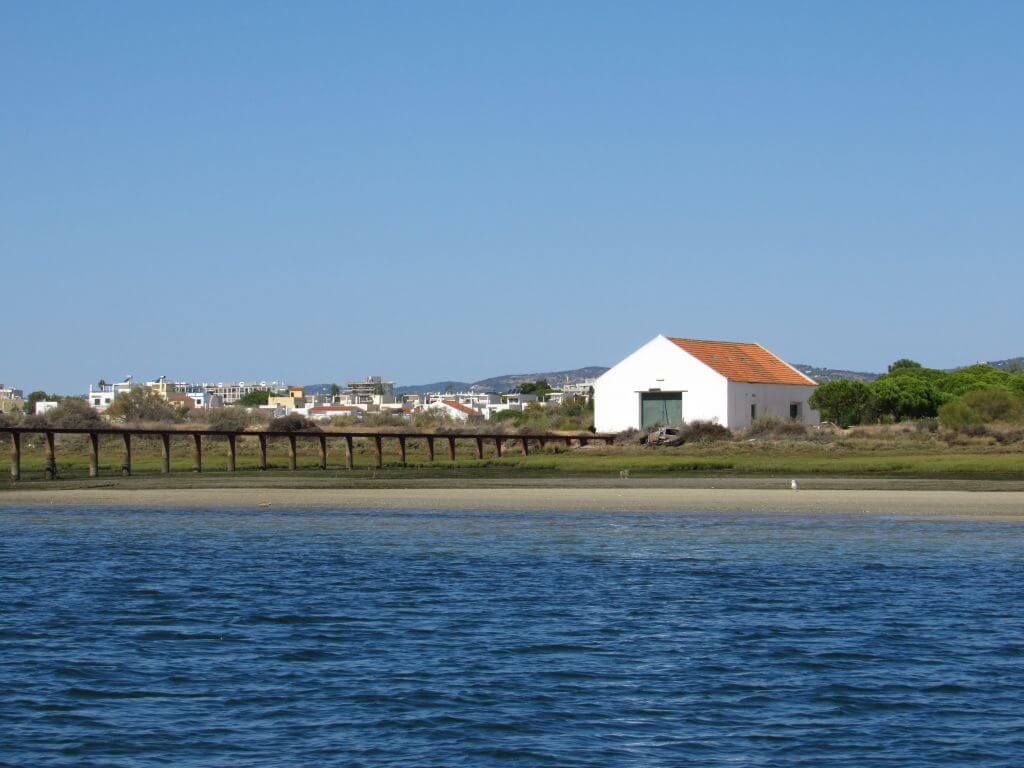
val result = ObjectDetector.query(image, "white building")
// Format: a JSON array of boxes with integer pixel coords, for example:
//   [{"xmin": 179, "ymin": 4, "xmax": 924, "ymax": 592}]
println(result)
[
  {"xmin": 35, "ymin": 400, "xmax": 60, "ymax": 415},
  {"xmin": 87, "ymin": 377, "xmax": 134, "ymax": 412},
  {"xmin": 593, "ymin": 335, "xmax": 819, "ymax": 432},
  {"xmin": 425, "ymin": 399, "xmax": 483, "ymax": 421}
]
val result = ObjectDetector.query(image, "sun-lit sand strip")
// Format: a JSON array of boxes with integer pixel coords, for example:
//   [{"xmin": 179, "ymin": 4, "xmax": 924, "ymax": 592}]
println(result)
[{"xmin": 2, "ymin": 487, "xmax": 1024, "ymax": 520}]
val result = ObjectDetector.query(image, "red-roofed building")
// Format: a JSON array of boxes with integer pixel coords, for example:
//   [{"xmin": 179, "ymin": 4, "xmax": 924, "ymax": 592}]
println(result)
[
  {"xmin": 426, "ymin": 399, "xmax": 484, "ymax": 421},
  {"xmin": 594, "ymin": 335, "xmax": 819, "ymax": 432}
]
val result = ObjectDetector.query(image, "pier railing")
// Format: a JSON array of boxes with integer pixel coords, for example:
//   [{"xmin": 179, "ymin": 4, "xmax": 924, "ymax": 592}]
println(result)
[{"xmin": 1, "ymin": 425, "xmax": 614, "ymax": 480}]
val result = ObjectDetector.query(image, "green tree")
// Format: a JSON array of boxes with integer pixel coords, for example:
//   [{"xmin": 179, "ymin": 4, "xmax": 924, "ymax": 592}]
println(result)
[
  {"xmin": 888, "ymin": 359, "xmax": 923, "ymax": 373},
  {"xmin": 808, "ymin": 380, "xmax": 874, "ymax": 426},
  {"xmin": 106, "ymin": 388, "xmax": 179, "ymax": 422},
  {"xmin": 518, "ymin": 380, "xmax": 552, "ymax": 396},
  {"xmin": 330, "ymin": 383, "xmax": 341, "ymax": 397},
  {"xmin": 870, "ymin": 377, "xmax": 944, "ymax": 421},
  {"xmin": 236, "ymin": 389, "xmax": 271, "ymax": 407}
]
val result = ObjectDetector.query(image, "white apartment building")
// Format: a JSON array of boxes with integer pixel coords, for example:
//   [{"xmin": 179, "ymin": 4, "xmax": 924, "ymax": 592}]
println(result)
[{"xmin": 87, "ymin": 377, "xmax": 134, "ymax": 412}]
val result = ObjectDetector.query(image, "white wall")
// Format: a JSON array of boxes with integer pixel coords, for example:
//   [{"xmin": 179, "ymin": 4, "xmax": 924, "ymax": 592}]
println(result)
[
  {"xmin": 726, "ymin": 382, "xmax": 821, "ymax": 428},
  {"xmin": 593, "ymin": 336, "xmax": 728, "ymax": 432}
]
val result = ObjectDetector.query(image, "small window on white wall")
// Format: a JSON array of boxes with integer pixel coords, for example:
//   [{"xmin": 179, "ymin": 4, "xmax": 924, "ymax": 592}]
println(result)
[
  {"xmin": 790, "ymin": 402, "xmax": 802, "ymax": 420},
  {"xmin": 750, "ymin": 404, "xmax": 757, "ymax": 420}
]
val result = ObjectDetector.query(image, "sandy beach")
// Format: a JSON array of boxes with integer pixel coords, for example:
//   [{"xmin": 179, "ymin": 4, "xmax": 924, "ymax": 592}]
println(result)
[{"xmin": 2, "ymin": 486, "xmax": 1023, "ymax": 520}]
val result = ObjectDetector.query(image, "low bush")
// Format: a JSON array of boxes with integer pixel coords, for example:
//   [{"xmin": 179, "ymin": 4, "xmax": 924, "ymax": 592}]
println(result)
[
  {"xmin": 269, "ymin": 414, "xmax": 319, "ymax": 432},
  {"xmin": 939, "ymin": 389, "xmax": 1024, "ymax": 429},
  {"xmin": 206, "ymin": 407, "xmax": 262, "ymax": 432},
  {"xmin": 678, "ymin": 420, "xmax": 732, "ymax": 443},
  {"xmin": 746, "ymin": 415, "xmax": 808, "ymax": 439},
  {"xmin": 45, "ymin": 398, "xmax": 104, "ymax": 429}
]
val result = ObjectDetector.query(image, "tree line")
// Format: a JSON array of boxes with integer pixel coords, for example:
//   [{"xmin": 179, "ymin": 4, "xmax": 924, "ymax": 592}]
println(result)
[{"xmin": 809, "ymin": 359, "xmax": 1024, "ymax": 427}]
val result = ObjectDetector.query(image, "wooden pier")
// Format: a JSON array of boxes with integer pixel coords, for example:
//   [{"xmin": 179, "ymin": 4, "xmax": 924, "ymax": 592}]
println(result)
[{"xmin": 1, "ymin": 425, "xmax": 614, "ymax": 481}]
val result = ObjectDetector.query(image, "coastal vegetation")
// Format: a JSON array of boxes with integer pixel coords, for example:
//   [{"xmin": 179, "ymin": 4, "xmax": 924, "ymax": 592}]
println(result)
[
  {"xmin": 810, "ymin": 360, "xmax": 1024, "ymax": 427},
  {"xmin": 2, "ymin": 419, "xmax": 1022, "ymax": 485}
]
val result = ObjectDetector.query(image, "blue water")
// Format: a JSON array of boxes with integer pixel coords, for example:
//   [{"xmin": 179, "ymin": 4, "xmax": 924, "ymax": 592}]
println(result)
[{"xmin": 2, "ymin": 507, "xmax": 1024, "ymax": 766}]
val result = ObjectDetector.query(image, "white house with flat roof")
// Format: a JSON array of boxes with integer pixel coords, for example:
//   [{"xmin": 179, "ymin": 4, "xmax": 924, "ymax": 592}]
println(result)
[{"xmin": 593, "ymin": 335, "xmax": 819, "ymax": 433}]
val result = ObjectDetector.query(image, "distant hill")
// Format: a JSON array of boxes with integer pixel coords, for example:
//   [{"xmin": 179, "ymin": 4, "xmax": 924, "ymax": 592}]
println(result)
[
  {"xmin": 398, "ymin": 367, "xmax": 609, "ymax": 395},
  {"xmin": 304, "ymin": 368, "xmax": 607, "ymax": 396},
  {"xmin": 984, "ymin": 357, "xmax": 1024, "ymax": 372},
  {"xmin": 793, "ymin": 364, "xmax": 880, "ymax": 383}
]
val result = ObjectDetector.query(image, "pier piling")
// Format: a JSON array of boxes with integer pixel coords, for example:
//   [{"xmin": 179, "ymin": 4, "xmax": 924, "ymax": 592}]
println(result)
[
  {"xmin": 121, "ymin": 433, "xmax": 132, "ymax": 476},
  {"xmin": 44, "ymin": 431, "xmax": 56, "ymax": 479},
  {"xmin": 88, "ymin": 432, "xmax": 99, "ymax": 477},
  {"xmin": 258, "ymin": 434, "xmax": 268, "ymax": 471},
  {"xmin": 9, "ymin": 431, "xmax": 20, "ymax": 481},
  {"xmin": 161, "ymin": 433, "xmax": 171, "ymax": 473}
]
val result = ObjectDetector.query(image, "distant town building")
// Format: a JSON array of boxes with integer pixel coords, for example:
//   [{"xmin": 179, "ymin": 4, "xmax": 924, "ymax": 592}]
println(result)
[
  {"xmin": 87, "ymin": 377, "xmax": 134, "ymax": 412},
  {"xmin": 593, "ymin": 335, "xmax": 820, "ymax": 432},
  {"xmin": 307, "ymin": 404, "xmax": 362, "ymax": 422},
  {"xmin": 0, "ymin": 384, "xmax": 24, "ymax": 415},
  {"xmin": 0, "ymin": 384, "xmax": 24, "ymax": 401},
  {"xmin": 426, "ymin": 399, "xmax": 483, "ymax": 421},
  {"xmin": 198, "ymin": 381, "xmax": 284, "ymax": 405},
  {"xmin": 34, "ymin": 400, "xmax": 59, "ymax": 415},
  {"xmin": 345, "ymin": 376, "xmax": 396, "ymax": 405}
]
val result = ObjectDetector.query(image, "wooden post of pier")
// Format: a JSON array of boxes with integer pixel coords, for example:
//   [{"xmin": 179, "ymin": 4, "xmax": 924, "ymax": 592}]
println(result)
[
  {"xmin": 475, "ymin": 437, "xmax": 484, "ymax": 460},
  {"xmin": 288, "ymin": 435, "xmax": 297, "ymax": 471},
  {"xmin": 258, "ymin": 434, "xmax": 268, "ymax": 471},
  {"xmin": 161, "ymin": 433, "xmax": 171, "ymax": 473},
  {"xmin": 9, "ymin": 432, "xmax": 20, "ymax": 481},
  {"xmin": 565, "ymin": 436, "xmax": 572, "ymax": 447},
  {"xmin": 88, "ymin": 432, "xmax": 99, "ymax": 477},
  {"xmin": 426, "ymin": 436, "xmax": 435, "ymax": 462},
  {"xmin": 373, "ymin": 435, "xmax": 383, "ymax": 469},
  {"xmin": 344, "ymin": 435, "xmax": 354, "ymax": 469},
  {"xmin": 227, "ymin": 434, "xmax": 236, "ymax": 472},
  {"xmin": 192, "ymin": 434, "xmax": 202, "ymax": 473},
  {"xmin": 494, "ymin": 437, "xmax": 503, "ymax": 457},
  {"xmin": 121, "ymin": 433, "xmax": 132, "ymax": 476},
  {"xmin": 520, "ymin": 437, "xmax": 529, "ymax": 456},
  {"xmin": 318, "ymin": 435, "xmax": 327, "ymax": 470},
  {"xmin": 398, "ymin": 436, "xmax": 407, "ymax": 465},
  {"xmin": 44, "ymin": 431, "xmax": 56, "ymax": 479},
  {"xmin": 447, "ymin": 436, "xmax": 456, "ymax": 462}
]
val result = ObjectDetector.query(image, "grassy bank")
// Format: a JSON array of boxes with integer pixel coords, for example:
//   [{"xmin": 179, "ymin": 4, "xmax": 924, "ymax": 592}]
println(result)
[{"xmin": 1, "ymin": 429, "xmax": 1023, "ymax": 486}]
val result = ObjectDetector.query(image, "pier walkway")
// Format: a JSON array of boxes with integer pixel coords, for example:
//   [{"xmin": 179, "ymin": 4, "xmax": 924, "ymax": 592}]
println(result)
[{"xmin": 2, "ymin": 425, "xmax": 614, "ymax": 480}]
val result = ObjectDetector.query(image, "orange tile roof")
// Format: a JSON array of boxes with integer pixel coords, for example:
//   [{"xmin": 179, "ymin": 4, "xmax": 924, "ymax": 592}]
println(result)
[
  {"xmin": 442, "ymin": 399, "xmax": 482, "ymax": 416},
  {"xmin": 668, "ymin": 337, "xmax": 816, "ymax": 386}
]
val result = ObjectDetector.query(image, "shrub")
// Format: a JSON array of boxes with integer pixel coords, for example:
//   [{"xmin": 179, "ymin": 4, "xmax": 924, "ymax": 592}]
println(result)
[
  {"xmin": 269, "ymin": 413, "xmax": 319, "ymax": 432},
  {"xmin": 959, "ymin": 389, "xmax": 1024, "ymax": 423},
  {"xmin": 678, "ymin": 420, "xmax": 732, "ymax": 443},
  {"xmin": 746, "ymin": 415, "xmax": 808, "ymax": 439},
  {"xmin": 106, "ymin": 388, "xmax": 180, "ymax": 423},
  {"xmin": 939, "ymin": 389, "xmax": 1024, "ymax": 429},
  {"xmin": 45, "ymin": 398, "xmax": 105, "ymax": 429},
  {"xmin": 206, "ymin": 407, "xmax": 261, "ymax": 432}
]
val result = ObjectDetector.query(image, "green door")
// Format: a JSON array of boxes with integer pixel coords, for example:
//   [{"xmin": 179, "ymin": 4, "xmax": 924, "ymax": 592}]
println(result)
[{"xmin": 640, "ymin": 392, "xmax": 682, "ymax": 428}]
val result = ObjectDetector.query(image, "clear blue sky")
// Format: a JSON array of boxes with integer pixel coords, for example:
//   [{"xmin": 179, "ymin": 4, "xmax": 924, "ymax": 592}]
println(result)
[{"xmin": 3, "ymin": 2, "xmax": 1022, "ymax": 393}]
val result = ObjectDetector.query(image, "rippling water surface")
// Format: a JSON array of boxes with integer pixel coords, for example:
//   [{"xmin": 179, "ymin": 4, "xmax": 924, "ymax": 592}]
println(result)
[{"xmin": 2, "ymin": 506, "xmax": 1024, "ymax": 766}]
